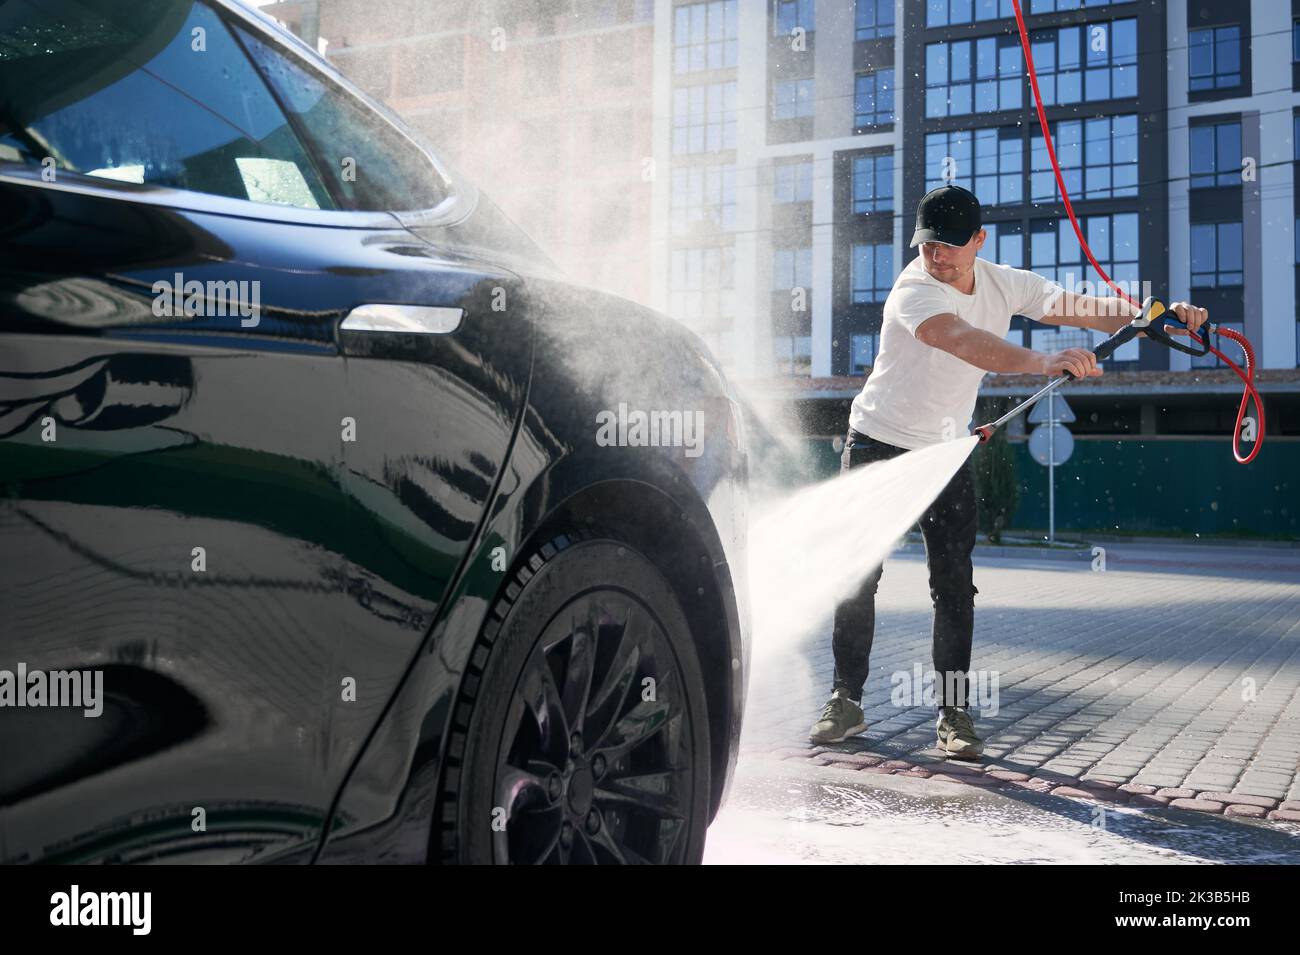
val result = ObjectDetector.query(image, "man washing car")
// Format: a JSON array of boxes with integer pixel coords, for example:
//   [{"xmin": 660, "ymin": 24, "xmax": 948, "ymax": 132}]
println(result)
[{"xmin": 809, "ymin": 184, "xmax": 1209, "ymax": 758}]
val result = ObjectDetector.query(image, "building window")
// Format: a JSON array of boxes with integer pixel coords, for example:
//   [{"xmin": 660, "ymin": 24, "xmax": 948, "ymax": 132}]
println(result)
[
  {"xmin": 972, "ymin": 128, "xmax": 1024, "ymax": 205},
  {"xmin": 591, "ymin": 110, "xmax": 635, "ymax": 163},
  {"xmin": 591, "ymin": 195, "xmax": 632, "ymax": 244},
  {"xmin": 396, "ymin": 36, "xmax": 463, "ymax": 95},
  {"xmin": 1028, "ymin": 20, "xmax": 1137, "ymax": 105},
  {"xmin": 854, "ymin": 68, "xmax": 894, "ymax": 127},
  {"xmin": 1031, "ymin": 115, "xmax": 1138, "ymax": 201},
  {"xmin": 672, "ymin": 82, "xmax": 737, "ymax": 153},
  {"xmin": 1031, "ymin": 325, "xmax": 1102, "ymax": 360},
  {"xmin": 925, "ymin": 36, "xmax": 1023, "ymax": 117},
  {"xmin": 1294, "ymin": 19, "xmax": 1300, "ymax": 61},
  {"xmin": 1189, "ymin": 25, "xmax": 1242, "ymax": 92},
  {"xmin": 594, "ymin": 32, "xmax": 636, "ymax": 87},
  {"xmin": 772, "ymin": 335, "xmax": 812, "ymax": 376},
  {"xmin": 1030, "ymin": 213, "xmax": 1138, "ymax": 292},
  {"xmin": 926, "ymin": 131, "xmax": 970, "ymax": 193},
  {"xmin": 774, "ymin": 159, "xmax": 813, "ymax": 203},
  {"xmin": 926, "ymin": 0, "xmax": 1017, "ymax": 27},
  {"xmin": 775, "ymin": 0, "xmax": 815, "ymax": 36},
  {"xmin": 584, "ymin": 0, "xmax": 623, "ymax": 27},
  {"xmin": 1192, "ymin": 320, "xmax": 1245, "ymax": 369},
  {"xmin": 851, "ymin": 242, "xmax": 893, "ymax": 303},
  {"xmin": 924, "ymin": 128, "xmax": 1021, "ymax": 206},
  {"xmin": 1027, "ymin": 0, "xmax": 1136, "ymax": 11},
  {"xmin": 977, "ymin": 221, "xmax": 1024, "ymax": 268},
  {"xmin": 852, "ymin": 152, "xmax": 894, "ymax": 213},
  {"xmin": 855, "ymin": 0, "xmax": 894, "ymax": 39},
  {"xmin": 523, "ymin": 46, "xmax": 560, "ymax": 96},
  {"xmin": 850, "ymin": 333, "xmax": 879, "ymax": 374},
  {"xmin": 1035, "ymin": 325, "xmax": 1137, "ymax": 360},
  {"xmin": 671, "ymin": 165, "xmax": 737, "ymax": 235},
  {"xmin": 670, "ymin": 246, "xmax": 736, "ymax": 325},
  {"xmin": 1189, "ymin": 121, "xmax": 1242, "ymax": 189},
  {"xmin": 1029, "ymin": 217, "xmax": 1138, "ymax": 359},
  {"xmin": 1191, "ymin": 222, "xmax": 1243, "ymax": 287},
  {"xmin": 773, "ymin": 247, "xmax": 813, "ymax": 290},
  {"xmin": 773, "ymin": 77, "xmax": 814, "ymax": 120},
  {"xmin": 673, "ymin": 1, "xmax": 738, "ymax": 74}
]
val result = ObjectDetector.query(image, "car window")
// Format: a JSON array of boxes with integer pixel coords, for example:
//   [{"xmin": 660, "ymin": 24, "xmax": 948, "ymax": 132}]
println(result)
[
  {"xmin": 0, "ymin": 0, "xmax": 335, "ymax": 210},
  {"xmin": 235, "ymin": 25, "xmax": 448, "ymax": 213}
]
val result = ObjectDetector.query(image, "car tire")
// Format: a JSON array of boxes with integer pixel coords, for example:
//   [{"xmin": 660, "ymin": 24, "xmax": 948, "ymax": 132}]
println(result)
[{"xmin": 438, "ymin": 532, "xmax": 712, "ymax": 864}]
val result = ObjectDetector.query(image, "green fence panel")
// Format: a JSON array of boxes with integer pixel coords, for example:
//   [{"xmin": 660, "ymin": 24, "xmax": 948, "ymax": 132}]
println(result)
[
  {"xmin": 1011, "ymin": 439, "xmax": 1298, "ymax": 538},
  {"xmin": 785, "ymin": 436, "xmax": 1297, "ymax": 539}
]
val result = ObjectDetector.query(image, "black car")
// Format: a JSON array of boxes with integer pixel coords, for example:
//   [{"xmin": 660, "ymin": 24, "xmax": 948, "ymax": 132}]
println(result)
[{"xmin": 0, "ymin": 0, "xmax": 749, "ymax": 864}]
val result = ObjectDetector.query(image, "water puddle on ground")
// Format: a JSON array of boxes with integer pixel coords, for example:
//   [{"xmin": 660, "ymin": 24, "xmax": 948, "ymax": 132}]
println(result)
[{"xmin": 705, "ymin": 768, "xmax": 1300, "ymax": 865}]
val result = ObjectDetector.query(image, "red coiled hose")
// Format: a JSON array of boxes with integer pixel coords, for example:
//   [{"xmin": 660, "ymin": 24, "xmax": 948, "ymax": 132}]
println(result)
[{"xmin": 1010, "ymin": 0, "xmax": 1263, "ymax": 463}]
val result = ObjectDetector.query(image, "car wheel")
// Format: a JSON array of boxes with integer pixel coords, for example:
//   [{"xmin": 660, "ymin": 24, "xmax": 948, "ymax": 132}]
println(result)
[{"xmin": 439, "ymin": 533, "xmax": 711, "ymax": 864}]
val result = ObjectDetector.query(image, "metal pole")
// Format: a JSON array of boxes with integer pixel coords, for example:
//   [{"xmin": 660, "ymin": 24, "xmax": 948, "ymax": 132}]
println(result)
[{"xmin": 1048, "ymin": 392, "xmax": 1055, "ymax": 543}]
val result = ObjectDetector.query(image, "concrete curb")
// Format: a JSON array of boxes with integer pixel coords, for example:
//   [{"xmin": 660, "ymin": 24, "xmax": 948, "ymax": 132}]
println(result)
[{"xmin": 1085, "ymin": 535, "xmax": 1300, "ymax": 550}]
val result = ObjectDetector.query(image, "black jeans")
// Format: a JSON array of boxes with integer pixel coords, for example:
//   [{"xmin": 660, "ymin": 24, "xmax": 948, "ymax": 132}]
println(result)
[{"xmin": 831, "ymin": 429, "xmax": 978, "ymax": 708}]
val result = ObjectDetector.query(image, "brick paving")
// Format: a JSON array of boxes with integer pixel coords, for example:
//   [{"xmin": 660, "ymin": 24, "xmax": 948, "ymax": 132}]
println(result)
[{"xmin": 741, "ymin": 546, "xmax": 1300, "ymax": 822}]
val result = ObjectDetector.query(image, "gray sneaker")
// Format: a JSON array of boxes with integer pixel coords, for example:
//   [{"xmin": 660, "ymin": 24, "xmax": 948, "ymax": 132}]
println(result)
[
  {"xmin": 809, "ymin": 690, "xmax": 867, "ymax": 744},
  {"xmin": 936, "ymin": 706, "xmax": 984, "ymax": 760}
]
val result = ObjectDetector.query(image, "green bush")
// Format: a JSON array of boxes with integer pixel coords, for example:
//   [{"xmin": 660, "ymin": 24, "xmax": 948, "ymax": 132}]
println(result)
[{"xmin": 973, "ymin": 428, "xmax": 1020, "ymax": 543}]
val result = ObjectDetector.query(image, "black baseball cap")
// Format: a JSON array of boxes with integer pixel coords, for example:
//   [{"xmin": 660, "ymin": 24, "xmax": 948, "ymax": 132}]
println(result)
[{"xmin": 909, "ymin": 184, "xmax": 982, "ymax": 248}]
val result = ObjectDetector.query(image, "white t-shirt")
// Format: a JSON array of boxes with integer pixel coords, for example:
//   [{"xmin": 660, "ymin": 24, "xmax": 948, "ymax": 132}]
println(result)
[{"xmin": 848, "ymin": 256, "xmax": 1064, "ymax": 450}]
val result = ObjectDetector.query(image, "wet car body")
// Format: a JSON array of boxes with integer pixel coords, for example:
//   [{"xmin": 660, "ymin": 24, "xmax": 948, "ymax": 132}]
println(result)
[{"xmin": 0, "ymin": 0, "xmax": 748, "ymax": 864}]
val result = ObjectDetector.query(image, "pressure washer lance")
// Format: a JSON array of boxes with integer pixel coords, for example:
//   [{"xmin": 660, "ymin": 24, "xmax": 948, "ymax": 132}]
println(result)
[{"xmin": 973, "ymin": 297, "xmax": 1214, "ymax": 443}]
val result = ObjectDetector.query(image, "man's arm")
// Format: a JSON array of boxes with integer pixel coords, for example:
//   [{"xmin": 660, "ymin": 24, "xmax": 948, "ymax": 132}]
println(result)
[
  {"xmin": 1041, "ymin": 291, "xmax": 1138, "ymax": 334},
  {"xmin": 1043, "ymin": 292, "xmax": 1211, "ymax": 336},
  {"xmin": 915, "ymin": 313, "xmax": 1102, "ymax": 378}
]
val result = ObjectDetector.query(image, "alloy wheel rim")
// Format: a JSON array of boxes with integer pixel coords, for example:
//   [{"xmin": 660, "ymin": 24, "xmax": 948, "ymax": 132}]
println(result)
[{"xmin": 492, "ymin": 590, "xmax": 692, "ymax": 864}]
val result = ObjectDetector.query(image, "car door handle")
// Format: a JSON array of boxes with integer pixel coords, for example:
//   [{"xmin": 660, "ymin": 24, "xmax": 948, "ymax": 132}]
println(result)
[{"xmin": 339, "ymin": 304, "xmax": 463, "ymax": 334}]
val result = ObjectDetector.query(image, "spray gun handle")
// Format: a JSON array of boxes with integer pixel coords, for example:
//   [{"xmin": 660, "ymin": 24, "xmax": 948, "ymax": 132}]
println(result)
[
  {"xmin": 1142, "ymin": 304, "xmax": 1215, "ymax": 357},
  {"xmin": 1088, "ymin": 300, "xmax": 1153, "ymax": 365},
  {"xmin": 1089, "ymin": 297, "xmax": 1214, "ymax": 361}
]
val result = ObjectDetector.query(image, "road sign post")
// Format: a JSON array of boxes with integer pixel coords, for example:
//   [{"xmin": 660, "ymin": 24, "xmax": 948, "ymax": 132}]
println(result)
[
  {"xmin": 1027, "ymin": 395, "xmax": 1075, "ymax": 543},
  {"xmin": 1049, "ymin": 393, "xmax": 1055, "ymax": 542}
]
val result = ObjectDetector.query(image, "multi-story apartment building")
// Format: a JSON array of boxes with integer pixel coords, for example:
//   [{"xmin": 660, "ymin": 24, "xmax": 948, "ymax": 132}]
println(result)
[{"xmin": 267, "ymin": 0, "xmax": 657, "ymax": 304}]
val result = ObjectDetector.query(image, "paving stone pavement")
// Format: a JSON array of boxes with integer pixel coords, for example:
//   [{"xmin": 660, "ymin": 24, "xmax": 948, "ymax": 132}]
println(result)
[{"xmin": 741, "ymin": 546, "xmax": 1300, "ymax": 822}]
